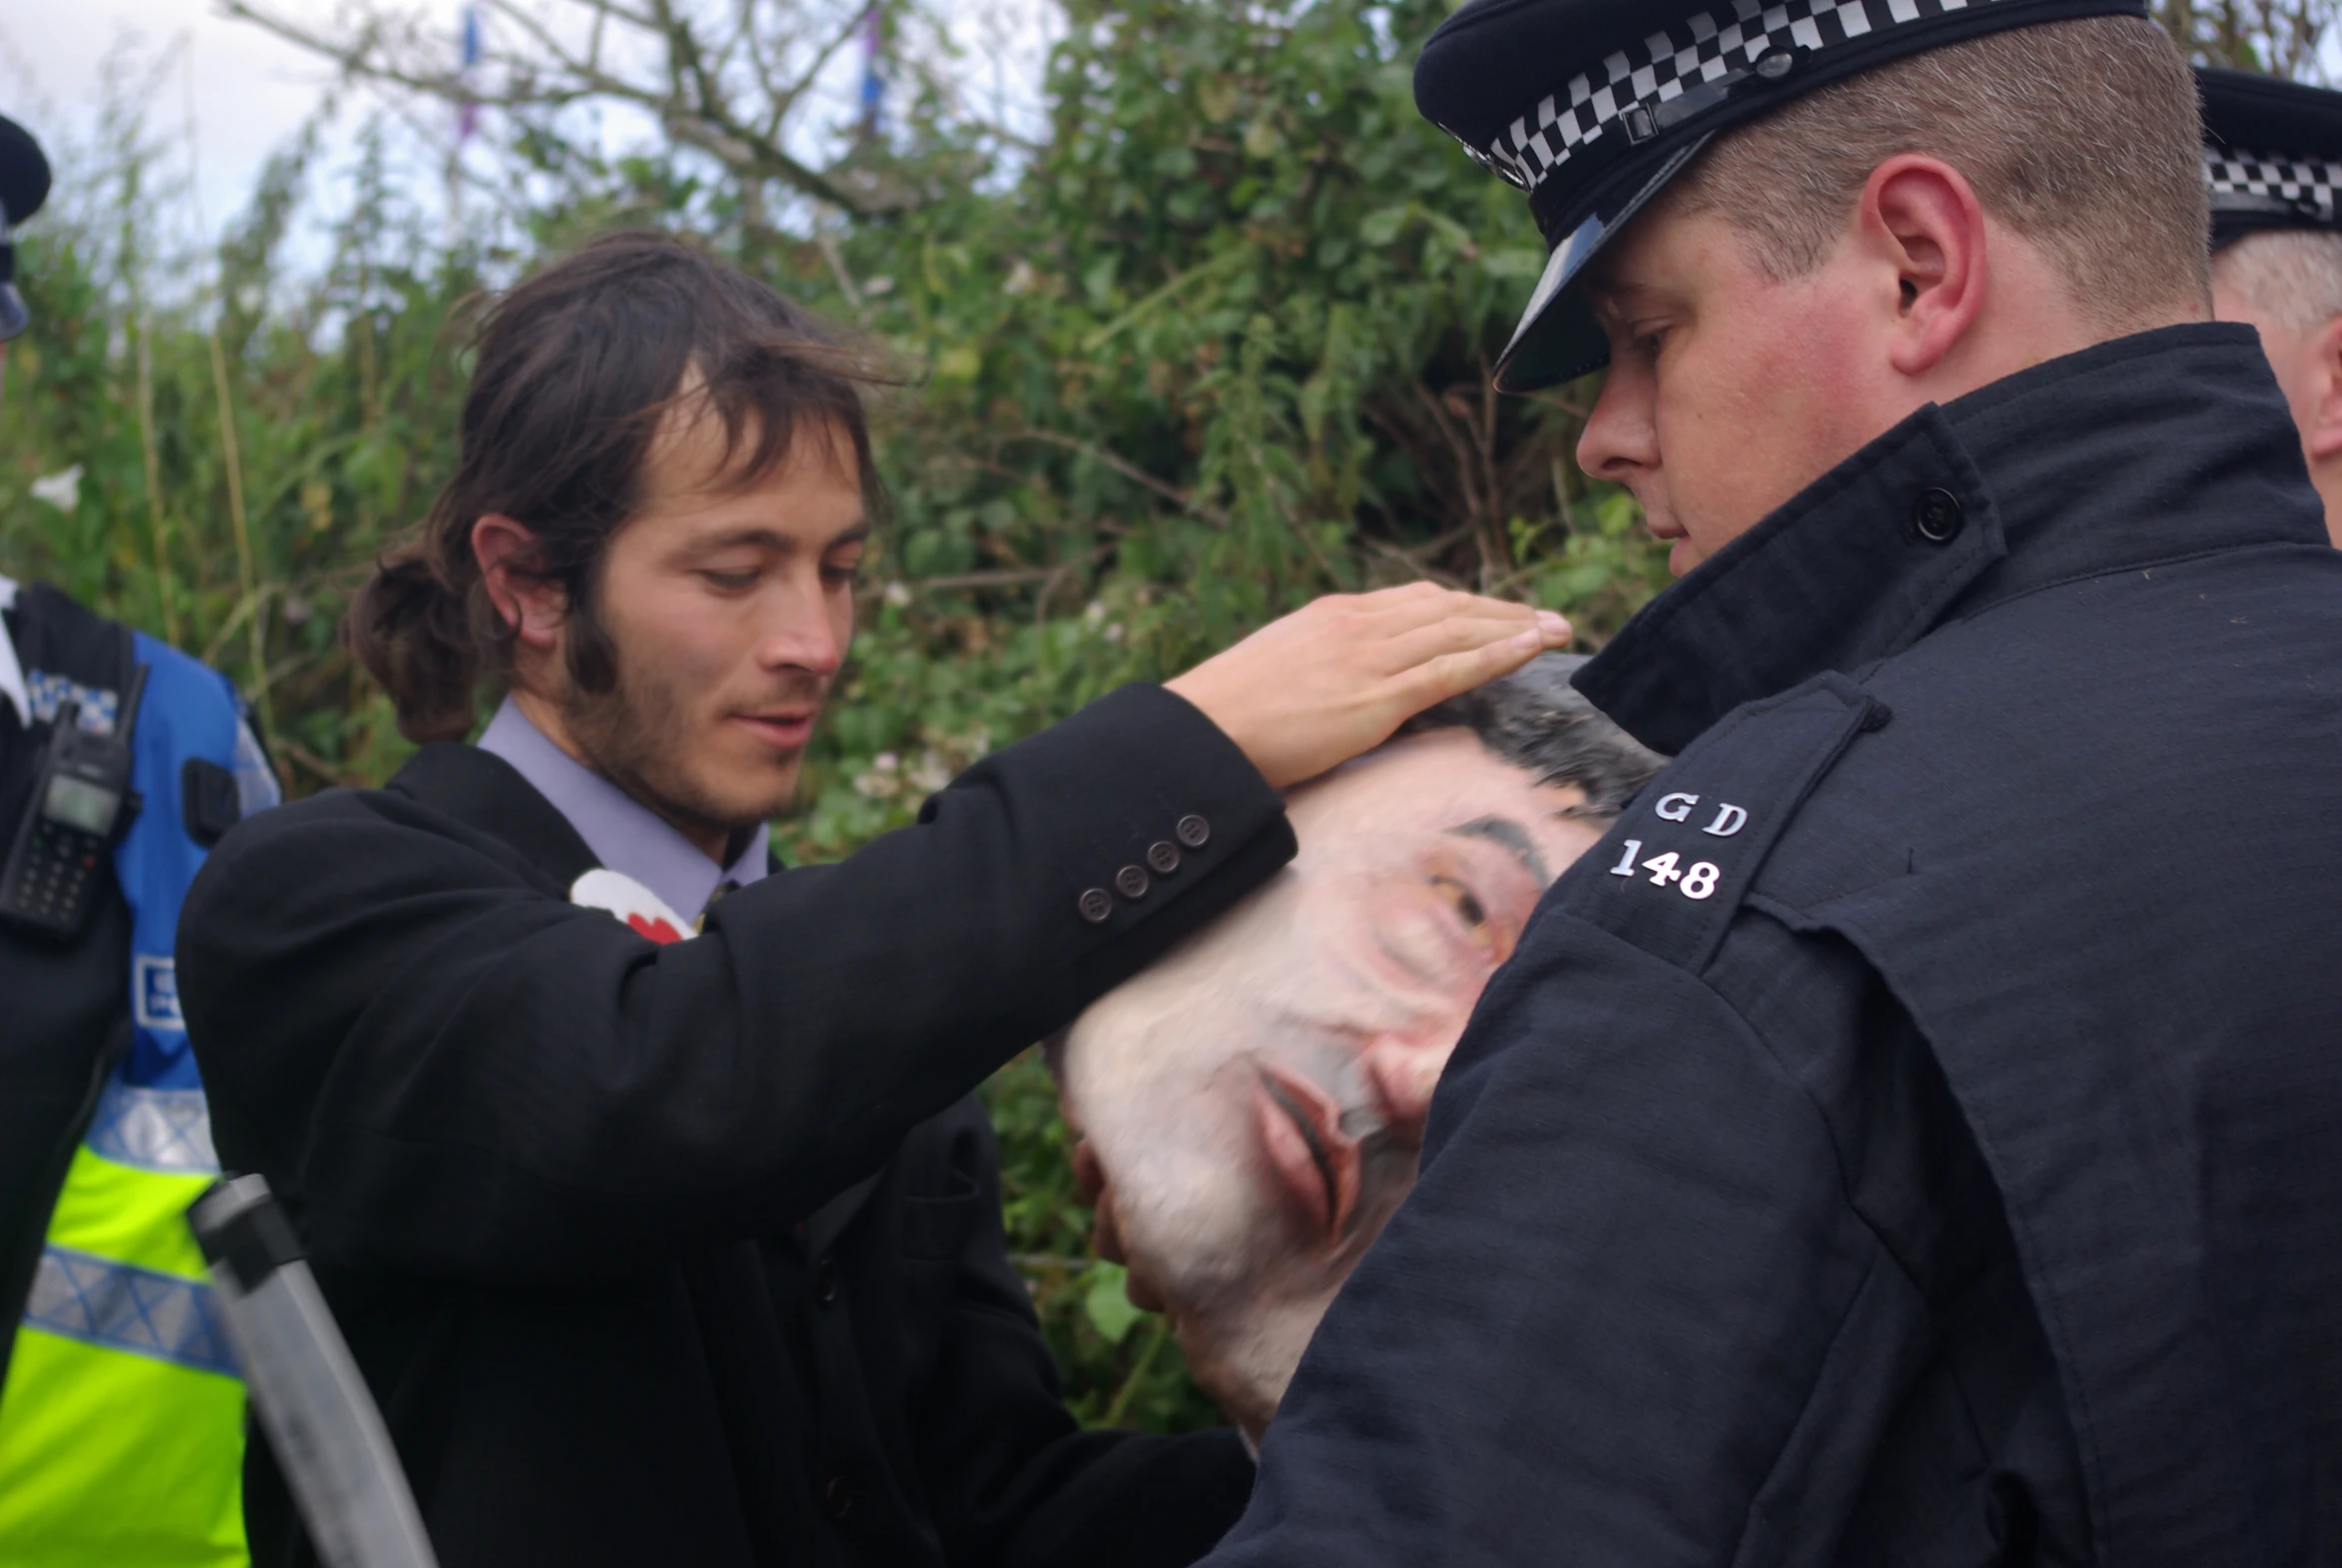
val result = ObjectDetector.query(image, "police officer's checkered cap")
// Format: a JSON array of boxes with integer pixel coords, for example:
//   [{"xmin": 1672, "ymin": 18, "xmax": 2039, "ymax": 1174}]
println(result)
[
  {"xmin": 2205, "ymin": 150, "xmax": 2342, "ymax": 225},
  {"xmin": 1418, "ymin": 0, "xmax": 2146, "ymax": 389},
  {"xmin": 1471, "ymin": 0, "xmax": 2035, "ymax": 193}
]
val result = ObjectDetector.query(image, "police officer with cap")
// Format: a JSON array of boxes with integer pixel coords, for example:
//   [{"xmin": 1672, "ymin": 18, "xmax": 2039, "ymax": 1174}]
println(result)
[
  {"xmin": 0, "ymin": 111, "xmax": 278, "ymax": 1562},
  {"xmin": 2200, "ymin": 67, "xmax": 2342, "ymax": 539},
  {"xmin": 1200, "ymin": 3, "xmax": 2342, "ymax": 1565}
]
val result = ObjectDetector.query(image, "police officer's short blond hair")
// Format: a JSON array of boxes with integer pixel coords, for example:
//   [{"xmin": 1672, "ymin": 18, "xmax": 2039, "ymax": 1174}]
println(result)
[
  {"xmin": 2212, "ymin": 229, "xmax": 2342, "ymax": 333},
  {"xmin": 1664, "ymin": 16, "xmax": 2207, "ymax": 332}
]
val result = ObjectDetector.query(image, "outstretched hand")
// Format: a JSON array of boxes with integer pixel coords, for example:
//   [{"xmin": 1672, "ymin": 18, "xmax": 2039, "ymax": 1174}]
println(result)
[{"xmin": 1166, "ymin": 582, "xmax": 1572, "ymax": 789}]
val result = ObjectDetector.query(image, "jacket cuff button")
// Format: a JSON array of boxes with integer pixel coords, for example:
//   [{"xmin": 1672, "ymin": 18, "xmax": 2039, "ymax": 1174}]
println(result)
[
  {"xmin": 1115, "ymin": 865, "xmax": 1151, "ymax": 900},
  {"xmin": 1078, "ymin": 888, "xmax": 1114, "ymax": 924},
  {"xmin": 1147, "ymin": 840, "xmax": 1180, "ymax": 875},
  {"xmin": 1175, "ymin": 814, "xmax": 1210, "ymax": 849}
]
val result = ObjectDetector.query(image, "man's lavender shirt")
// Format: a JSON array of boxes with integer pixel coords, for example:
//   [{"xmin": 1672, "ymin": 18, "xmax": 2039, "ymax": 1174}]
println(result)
[{"xmin": 476, "ymin": 695, "xmax": 769, "ymax": 917}]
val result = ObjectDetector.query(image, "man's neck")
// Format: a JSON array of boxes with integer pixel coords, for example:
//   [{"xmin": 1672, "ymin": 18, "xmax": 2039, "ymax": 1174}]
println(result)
[{"xmin": 507, "ymin": 685, "xmax": 733, "ymax": 865}]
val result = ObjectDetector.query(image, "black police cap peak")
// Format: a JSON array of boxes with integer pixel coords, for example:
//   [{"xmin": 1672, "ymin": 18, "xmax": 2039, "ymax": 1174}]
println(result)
[
  {"xmin": 0, "ymin": 114, "xmax": 49, "ymax": 230},
  {"xmin": 2198, "ymin": 67, "xmax": 2342, "ymax": 250},
  {"xmin": 0, "ymin": 114, "xmax": 47, "ymax": 343},
  {"xmin": 1416, "ymin": 0, "xmax": 2148, "ymax": 391}
]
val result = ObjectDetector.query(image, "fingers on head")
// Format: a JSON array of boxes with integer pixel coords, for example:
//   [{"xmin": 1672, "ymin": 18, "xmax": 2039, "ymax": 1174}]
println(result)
[
  {"xmin": 1406, "ymin": 631, "xmax": 1540, "ymax": 704},
  {"xmin": 1358, "ymin": 589, "xmax": 1517, "ymax": 642},
  {"xmin": 1379, "ymin": 579, "xmax": 1445, "ymax": 602},
  {"xmin": 1378, "ymin": 613, "xmax": 1540, "ymax": 673}
]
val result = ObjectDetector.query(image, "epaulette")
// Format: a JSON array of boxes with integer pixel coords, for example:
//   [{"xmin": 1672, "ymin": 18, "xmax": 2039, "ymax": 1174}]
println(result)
[{"xmin": 1549, "ymin": 672, "xmax": 1889, "ymax": 975}]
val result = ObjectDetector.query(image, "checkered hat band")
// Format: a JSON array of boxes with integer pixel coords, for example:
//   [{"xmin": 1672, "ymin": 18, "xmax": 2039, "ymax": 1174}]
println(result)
[
  {"xmin": 1472, "ymin": 0, "xmax": 2026, "ymax": 194},
  {"xmin": 2204, "ymin": 148, "xmax": 2342, "ymax": 217}
]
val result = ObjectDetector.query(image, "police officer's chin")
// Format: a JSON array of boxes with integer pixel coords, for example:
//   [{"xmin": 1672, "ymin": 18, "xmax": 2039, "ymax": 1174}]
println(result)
[{"xmin": 1642, "ymin": 509, "xmax": 1707, "ymax": 578}]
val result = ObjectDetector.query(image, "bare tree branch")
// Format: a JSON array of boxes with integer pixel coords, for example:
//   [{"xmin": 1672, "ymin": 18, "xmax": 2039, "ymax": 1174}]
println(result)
[
  {"xmin": 218, "ymin": 0, "xmax": 918, "ymax": 217},
  {"xmin": 772, "ymin": 1, "xmax": 878, "ymax": 123}
]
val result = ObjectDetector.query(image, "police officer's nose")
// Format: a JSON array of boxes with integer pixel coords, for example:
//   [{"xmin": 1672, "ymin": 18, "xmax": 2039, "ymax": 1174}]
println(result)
[{"xmin": 1576, "ymin": 365, "xmax": 1660, "ymax": 486}]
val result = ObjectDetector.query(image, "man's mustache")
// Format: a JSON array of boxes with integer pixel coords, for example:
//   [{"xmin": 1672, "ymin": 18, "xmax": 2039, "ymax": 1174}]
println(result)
[{"xmin": 727, "ymin": 672, "xmax": 833, "ymax": 715}]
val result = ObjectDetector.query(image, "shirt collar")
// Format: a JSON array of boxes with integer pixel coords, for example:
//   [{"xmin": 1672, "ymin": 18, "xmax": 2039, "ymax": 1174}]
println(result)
[
  {"xmin": 0, "ymin": 574, "xmax": 27, "ymax": 730},
  {"xmin": 476, "ymin": 695, "xmax": 769, "ymax": 917},
  {"xmin": 1575, "ymin": 324, "xmax": 2325, "ymax": 756}
]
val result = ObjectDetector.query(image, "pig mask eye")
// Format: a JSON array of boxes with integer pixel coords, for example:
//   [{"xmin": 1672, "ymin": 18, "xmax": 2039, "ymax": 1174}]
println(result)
[{"xmin": 1429, "ymin": 875, "xmax": 1489, "ymax": 934}]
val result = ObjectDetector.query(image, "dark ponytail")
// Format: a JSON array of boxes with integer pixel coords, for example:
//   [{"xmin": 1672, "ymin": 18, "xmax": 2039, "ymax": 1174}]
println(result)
[
  {"xmin": 347, "ymin": 495, "xmax": 510, "ymax": 744},
  {"xmin": 347, "ymin": 230, "xmax": 887, "ymax": 743}
]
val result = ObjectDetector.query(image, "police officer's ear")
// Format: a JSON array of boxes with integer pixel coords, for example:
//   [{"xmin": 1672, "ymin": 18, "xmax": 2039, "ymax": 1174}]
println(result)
[
  {"xmin": 2297, "ymin": 315, "xmax": 2342, "ymax": 466},
  {"xmin": 1860, "ymin": 153, "xmax": 1990, "ymax": 380},
  {"xmin": 471, "ymin": 514, "xmax": 568, "ymax": 653}
]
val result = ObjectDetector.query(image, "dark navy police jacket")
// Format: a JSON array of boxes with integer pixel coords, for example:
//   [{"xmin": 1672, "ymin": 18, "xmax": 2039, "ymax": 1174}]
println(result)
[{"xmin": 1205, "ymin": 325, "xmax": 2342, "ymax": 1567}]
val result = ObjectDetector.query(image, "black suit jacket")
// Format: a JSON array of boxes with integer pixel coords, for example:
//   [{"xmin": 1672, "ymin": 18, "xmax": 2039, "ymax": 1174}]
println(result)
[{"xmin": 177, "ymin": 683, "xmax": 1289, "ymax": 1568}]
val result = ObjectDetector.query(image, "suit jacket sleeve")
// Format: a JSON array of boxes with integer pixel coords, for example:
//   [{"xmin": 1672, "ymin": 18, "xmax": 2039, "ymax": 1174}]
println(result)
[
  {"xmin": 178, "ymin": 683, "xmax": 1293, "ymax": 1284},
  {"xmin": 911, "ymin": 1106, "xmax": 1256, "ymax": 1568},
  {"xmin": 1198, "ymin": 907, "xmax": 1951, "ymax": 1568}
]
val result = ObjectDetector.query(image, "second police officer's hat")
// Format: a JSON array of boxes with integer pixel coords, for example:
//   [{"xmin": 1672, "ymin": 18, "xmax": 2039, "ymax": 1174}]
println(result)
[
  {"xmin": 1415, "ymin": 0, "xmax": 2152, "ymax": 392},
  {"xmin": 0, "ymin": 113, "xmax": 52, "ymax": 342},
  {"xmin": 2197, "ymin": 67, "xmax": 2342, "ymax": 253}
]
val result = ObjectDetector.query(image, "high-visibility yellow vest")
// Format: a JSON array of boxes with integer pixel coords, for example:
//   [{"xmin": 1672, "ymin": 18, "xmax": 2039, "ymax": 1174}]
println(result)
[
  {"xmin": 0, "ymin": 593, "xmax": 265, "ymax": 1566},
  {"xmin": 0, "ymin": 1081, "xmax": 246, "ymax": 1566}
]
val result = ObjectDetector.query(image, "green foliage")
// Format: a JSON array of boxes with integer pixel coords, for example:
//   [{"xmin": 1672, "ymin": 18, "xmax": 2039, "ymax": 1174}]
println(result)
[
  {"xmin": 2156, "ymin": 0, "xmax": 2342, "ymax": 77},
  {"xmin": 0, "ymin": 0, "xmax": 1682, "ymax": 1431},
  {"xmin": 780, "ymin": 0, "xmax": 1671, "ymax": 863}
]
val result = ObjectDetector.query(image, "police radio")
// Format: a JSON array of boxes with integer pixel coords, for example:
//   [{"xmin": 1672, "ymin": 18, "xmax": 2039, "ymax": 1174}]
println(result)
[{"xmin": 0, "ymin": 663, "xmax": 146, "ymax": 938}]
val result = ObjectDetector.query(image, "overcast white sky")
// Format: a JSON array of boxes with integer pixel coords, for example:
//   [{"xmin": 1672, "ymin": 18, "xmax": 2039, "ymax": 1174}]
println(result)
[
  {"xmin": 0, "ymin": 0, "xmax": 1058, "ymax": 267},
  {"xmin": 0, "ymin": 0, "xmax": 347, "ymax": 236}
]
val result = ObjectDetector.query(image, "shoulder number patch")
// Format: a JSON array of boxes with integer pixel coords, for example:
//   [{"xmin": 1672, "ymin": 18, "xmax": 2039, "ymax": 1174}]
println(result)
[
  {"xmin": 1549, "ymin": 672, "xmax": 1884, "ymax": 975},
  {"xmin": 1606, "ymin": 793, "xmax": 1747, "ymax": 901}
]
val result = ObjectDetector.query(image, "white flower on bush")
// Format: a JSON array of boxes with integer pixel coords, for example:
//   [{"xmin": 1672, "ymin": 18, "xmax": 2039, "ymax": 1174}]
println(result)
[
  {"xmin": 29, "ymin": 464, "xmax": 82, "ymax": 514},
  {"xmin": 907, "ymin": 750, "xmax": 952, "ymax": 794},
  {"xmin": 853, "ymin": 751, "xmax": 904, "ymax": 800},
  {"xmin": 855, "ymin": 731, "xmax": 993, "ymax": 802}
]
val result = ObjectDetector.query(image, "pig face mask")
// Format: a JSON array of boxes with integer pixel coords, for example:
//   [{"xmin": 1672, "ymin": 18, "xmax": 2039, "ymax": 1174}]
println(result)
[{"xmin": 1053, "ymin": 658, "xmax": 1664, "ymax": 1434}]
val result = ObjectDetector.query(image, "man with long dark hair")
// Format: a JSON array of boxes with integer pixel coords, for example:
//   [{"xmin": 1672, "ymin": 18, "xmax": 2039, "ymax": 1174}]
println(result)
[{"xmin": 176, "ymin": 230, "xmax": 1567, "ymax": 1568}]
